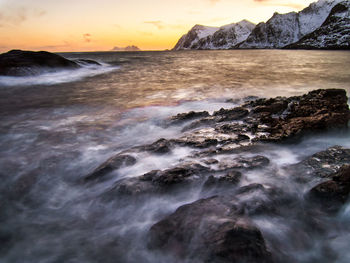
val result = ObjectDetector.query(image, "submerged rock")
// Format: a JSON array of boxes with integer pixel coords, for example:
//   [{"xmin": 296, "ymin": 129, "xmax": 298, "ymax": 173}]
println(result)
[
  {"xmin": 308, "ymin": 165, "xmax": 350, "ymax": 211},
  {"xmin": 148, "ymin": 195, "xmax": 273, "ymax": 263},
  {"xmin": 84, "ymin": 155, "xmax": 136, "ymax": 182}
]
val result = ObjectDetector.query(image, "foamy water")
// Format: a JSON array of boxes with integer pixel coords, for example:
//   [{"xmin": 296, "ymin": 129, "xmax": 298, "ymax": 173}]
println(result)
[{"xmin": 0, "ymin": 50, "xmax": 350, "ymax": 263}]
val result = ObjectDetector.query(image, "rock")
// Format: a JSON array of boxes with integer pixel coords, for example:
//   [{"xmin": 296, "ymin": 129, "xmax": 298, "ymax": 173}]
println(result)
[
  {"xmin": 289, "ymin": 145, "xmax": 350, "ymax": 179},
  {"xmin": 218, "ymin": 155, "xmax": 270, "ymax": 170},
  {"xmin": 148, "ymin": 196, "xmax": 273, "ymax": 263},
  {"xmin": 308, "ymin": 165, "xmax": 350, "ymax": 211},
  {"xmin": 167, "ymin": 111, "xmax": 210, "ymax": 126},
  {"xmin": 84, "ymin": 155, "xmax": 136, "ymax": 182},
  {"xmin": 138, "ymin": 138, "xmax": 175, "ymax": 154},
  {"xmin": 106, "ymin": 162, "xmax": 212, "ymax": 197},
  {"xmin": 213, "ymin": 107, "xmax": 249, "ymax": 121},
  {"xmin": 0, "ymin": 50, "xmax": 80, "ymax": 76},
  {"xmin": 203, "ymin": 171, "xmax": 242, "ymax": 189}
]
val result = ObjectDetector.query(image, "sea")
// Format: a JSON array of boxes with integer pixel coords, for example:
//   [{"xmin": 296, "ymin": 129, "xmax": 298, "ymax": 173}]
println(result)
[{"xmin": 0, "ymin": 50, "xmax": 350, "ymax": 262}]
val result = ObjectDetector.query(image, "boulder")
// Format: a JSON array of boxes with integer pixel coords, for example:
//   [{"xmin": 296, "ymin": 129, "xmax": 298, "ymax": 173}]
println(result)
[{"xmin": 148, "ymin": 195, "xmax": 273, "ymax": 263}]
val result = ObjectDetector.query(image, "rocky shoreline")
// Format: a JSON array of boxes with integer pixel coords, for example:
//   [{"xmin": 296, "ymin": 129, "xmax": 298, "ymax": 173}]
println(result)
[{"xmin": 81, "ymin": 89, "xmax": 350, "ymax": 262}]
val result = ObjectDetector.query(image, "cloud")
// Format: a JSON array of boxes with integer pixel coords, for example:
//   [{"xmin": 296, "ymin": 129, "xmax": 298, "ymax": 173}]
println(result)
[
  {"xmin": 254, "ymin": 0, "xmax": 304, "ymax": 10},
  {"xmin": 0, "ymin": 6, "xmax": 46, "ymax": 26},
  {"xmin": 83, "ymin": 33, "xmax": 92, "ymax": 43},
  {"xmin": 144, "ymin": 20, "xmax": 164, "ymax": 30}
]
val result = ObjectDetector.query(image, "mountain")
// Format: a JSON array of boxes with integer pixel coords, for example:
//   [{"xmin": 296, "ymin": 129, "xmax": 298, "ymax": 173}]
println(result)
[
  {"xmin": 173, "ymin": 20, "xmax": 255, "ymax": 50},
  {"xmin": 112, "ymin": 45, "xmax": 141, "ymax": 51},
  {"xmin": 172, "ymin": 0, "xmax": 348, "ymax": 50},
  {"xmin": 286, "ymin": 1, "xmax": 350, "ymax": 49}
]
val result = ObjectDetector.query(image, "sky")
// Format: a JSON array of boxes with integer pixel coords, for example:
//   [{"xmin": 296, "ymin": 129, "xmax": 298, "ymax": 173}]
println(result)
[{"xmin": 0, "ymin": 0, "xmax": 317, "ymax": 52}]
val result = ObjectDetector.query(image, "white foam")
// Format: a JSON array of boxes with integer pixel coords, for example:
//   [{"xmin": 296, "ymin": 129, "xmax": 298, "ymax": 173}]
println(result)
[{"xmin": 0, "ymin": 64, "xmax": 120, "ymax": 87}]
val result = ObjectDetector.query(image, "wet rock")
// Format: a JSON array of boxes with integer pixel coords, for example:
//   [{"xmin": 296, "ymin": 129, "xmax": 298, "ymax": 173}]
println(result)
[
  {"xmin": 84, "ymin": 155, "xmax": 136, "ymax": 181},
  {"xmin": 138, "ymin": 138, "xmax": 175, "ymax": 154},
  {"xmin": 107, "ymin": 163, "xmax": 212, "ymax": 196},
  {"xmin": 148, "ymin": 196, "xmax": 273, "ymax": 263},
  {"xmin": 218, "ymin": 155, "xmax": 270, "ymax": 170},
  {"xmin": 203, "ymin": 171, "xmax": 242, "ymax": 189},
  {"xmin": 0, "ymin": 50, "xmax": 80, "ymax": 76},
  {"xmin": 289, "ymin": 145, "xmax": 350, "ymax": 179},
  {"xmin": 74, "ymin": 59, "xmax": 101, "ymax": 66},
  {"xmin": 308, "ymin": 165, "xmax": 350, "ymax": 211},
  {"xmin": 213, "ymin": 107, "xmax": 249, "ymax": 121},
  {"xmin": 167, "ymin": 111, "xmax": 210, "ymax": 126}
]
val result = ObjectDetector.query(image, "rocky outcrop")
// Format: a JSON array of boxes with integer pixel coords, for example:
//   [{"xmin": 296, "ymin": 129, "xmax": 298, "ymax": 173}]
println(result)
[
  {"xmin": 0, "ymin": 50, "xmax": 100, "ymax": 76},
  {"xmin": 85, "ymin": 89, "xmax": 350, "ymax": 183},
  {"xmin": 148, "ymin": 195, "xmax": 274, "ymax": 263},
  {"xmin": 286, "ymin": 1, "xmax": 350, "ymax": 49}
]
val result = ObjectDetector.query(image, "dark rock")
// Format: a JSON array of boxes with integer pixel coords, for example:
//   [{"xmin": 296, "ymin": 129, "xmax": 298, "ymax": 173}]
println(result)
[
  {"xmin": 106, "ymin": 162, "xmax": 212, "ymax": 197},
  {"xmin": 168, "ymin": 111, "xmax": 210, "ymax": 126},
  {"xmin": 85, "ymin": 155, "xmax": 136, "ymax": 181},
  {"xmin": 203, "ymin": 171, "xmax": 242, "ymax": 189},
  {"xmin": 213, "ymin": 107, "xmax": 249, "ymax": 121},
  {"xmin": 0, "ymin": 50, "xmax": 80, "ymax": 76},
  {"xmin": 308, "ymin": 165, "xmax": 350, "ymax": 211},
  {"xmin": 289, "ymin": 145, "xmax": 350, "ymax": 179},
  {"xmin": 138, "ymin": 138, "xmax": 174, "ymax": 154},
  {"xmin": 148, "ymin": 196, "xmax": 273, "ymax": 263}
]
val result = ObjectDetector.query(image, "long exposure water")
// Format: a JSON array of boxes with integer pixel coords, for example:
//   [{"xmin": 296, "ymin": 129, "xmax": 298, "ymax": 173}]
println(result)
[{"xmin": 0, "ymin": 50, "xmax": 350, "ymax": 262}]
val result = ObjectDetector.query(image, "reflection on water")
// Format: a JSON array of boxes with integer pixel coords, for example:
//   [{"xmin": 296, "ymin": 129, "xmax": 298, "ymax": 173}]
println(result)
[{"xmin": 0, "ymin": 50, "xmax": 350, "ymax": 263}]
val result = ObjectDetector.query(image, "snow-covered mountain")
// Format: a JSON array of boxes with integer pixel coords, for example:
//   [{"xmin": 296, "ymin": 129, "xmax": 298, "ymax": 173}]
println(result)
[
  {"xmin": 173, "ymin": 20, "xmax": 255, "ymax": 50},
  {"xmin": 286, "ymin": 1, "xmax": 350, "ymax": 49},
  {"xmin": 173, "ymin": 0, "xmax": 348, "ymax": 50},
  {"xmin": 238, "ymin": 0, "xmax": 343, "ymax": 48}
]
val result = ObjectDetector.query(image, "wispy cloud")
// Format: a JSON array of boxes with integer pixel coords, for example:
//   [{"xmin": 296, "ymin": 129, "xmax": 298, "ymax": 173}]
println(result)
[
  {"xmin": 144, "ymin": 20, "xmax": 164, "ymax": 30},
  {"xmin": 83, "ymin": 33, "xmax": 92, "ymax": 43},
  {"xmin": 0, "ymin": 6, "xmax": 46, "ymax": 26},
  {"xmin": 254, "ymin": 0, "xmax": 304, "ymax": 10}
]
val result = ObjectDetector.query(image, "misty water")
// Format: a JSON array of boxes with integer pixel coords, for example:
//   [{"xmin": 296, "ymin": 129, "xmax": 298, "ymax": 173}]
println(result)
[{"xmin": 1, "ymin": 50, "xmax": 350, "ymax": 263}]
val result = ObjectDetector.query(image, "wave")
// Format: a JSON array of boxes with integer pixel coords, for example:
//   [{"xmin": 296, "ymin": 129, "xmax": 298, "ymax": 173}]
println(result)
[{"xmin": 0, "ymin": 62, "xmax": 119, "ymax": 87}]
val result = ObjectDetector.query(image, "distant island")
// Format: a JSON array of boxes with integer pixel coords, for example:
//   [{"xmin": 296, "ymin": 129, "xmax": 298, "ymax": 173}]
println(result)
[
  {"xmin": 111, "ymin": 45, "xmax": 141, "ymax": 51},
  {"xmin": 173, "ymin": 0, "xmax": 350, "ymax": 50}
]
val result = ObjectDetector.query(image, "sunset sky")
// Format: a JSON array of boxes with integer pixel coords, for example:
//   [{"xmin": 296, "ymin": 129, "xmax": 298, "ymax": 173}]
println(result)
[{"xmin": 0, "ymin": 0, "xmax": 317, "ymax": 52}]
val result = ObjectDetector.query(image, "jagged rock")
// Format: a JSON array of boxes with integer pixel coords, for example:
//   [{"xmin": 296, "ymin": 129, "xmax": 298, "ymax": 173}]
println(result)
[
  {"xmin": 167, "ymin": 111, "xmax": 210, "ymax": 126},
  {"xmin": 289, "ymin": 145, "xmax": 350, "ymax": 179},
  {"xmin": 0, "ymin": 50, "xmax": 79, "ymax": 76},
  {"xmin": 203, "ymin": 171, "xmax": 242, "ymax": 189},
  {"xmin": 84, "ymin": 155, "xmax": 136, "ymax": 181},
  {"xmin": 106, "ymin": 163, "xmax": 212, "ymax": 197},
  {"xmin": 286, "ymin": 1, "xmax": 350, "ymax": 49},
  {"xmin": 148, "ymin": 195, "xmax": 273, "ymax": 263},
  {"xmin": 308, "ymin": 165, "xmax": 350, "ymax": 211},
  {"xmin": 138, "ymin": 138, "xmax": 175, "ymax": 154}
]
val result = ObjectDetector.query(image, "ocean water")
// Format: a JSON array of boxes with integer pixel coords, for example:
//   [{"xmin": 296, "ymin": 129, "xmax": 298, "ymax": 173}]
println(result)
[{"xmin": 0, "ymin": 50, "xmax": 350, "ymax": 263}]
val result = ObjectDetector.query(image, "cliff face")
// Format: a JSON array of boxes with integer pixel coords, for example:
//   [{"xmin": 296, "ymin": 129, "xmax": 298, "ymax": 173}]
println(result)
[
  {"xmin": 238, "ymin": 0, "xmax": 343, "ymax": 48},
  {"xmin": 286, "ymin": 1, "xmax": 350, "ymax": 49}
]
